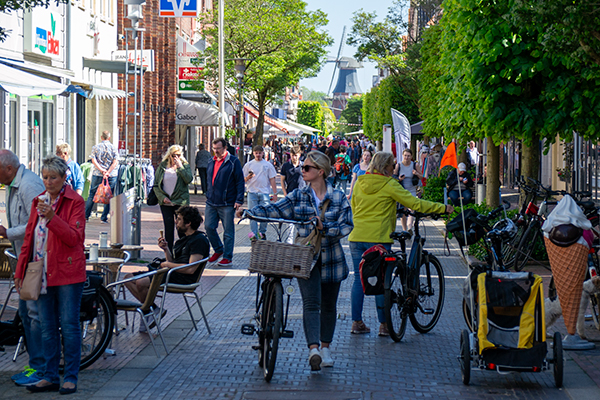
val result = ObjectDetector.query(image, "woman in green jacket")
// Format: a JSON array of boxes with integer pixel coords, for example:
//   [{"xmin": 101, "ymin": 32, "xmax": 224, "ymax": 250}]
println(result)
[
  {"xmin": 154, "ymin": 145, "xmax": 194, "ymax": 251},
  {"xmin": 348, "ymin": 152, "xmax": 453, "ymax": 336}
]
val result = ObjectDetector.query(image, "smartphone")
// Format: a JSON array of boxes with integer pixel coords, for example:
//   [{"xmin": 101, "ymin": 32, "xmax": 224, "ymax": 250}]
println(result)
[{"xmin": 400, "ymin": 174, "xmax": 405, "ymax": 178}]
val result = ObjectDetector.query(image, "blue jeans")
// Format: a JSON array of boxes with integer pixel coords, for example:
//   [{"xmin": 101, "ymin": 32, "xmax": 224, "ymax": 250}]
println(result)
[
  {"xmin": 448, "ymin": 189, "xmax": 473, "ymax": 207},
  {"xmin": 349, "ymin": 242, "xmax": 390, "ymax": 324},
  {"xmin": 18, "ymin": 299, "xmax": 45, "ymax": 372},
  {"xmin": 247, "ymin": 192, "xmax": 270, "ymax": 236},
  {"xmin": 297, "ymin": 260, "xmax": 342, "ymax": 347},
  {"xmin": 205, "ymin": 204, "xmax": 235, "ymax": 260},
  {"xmin": 85, "ymin": 175, "xmax": 117, "ymax": 221},
  {"xmin": 37, "ymin": 282, "xmax": 84, "ymax": 385}
]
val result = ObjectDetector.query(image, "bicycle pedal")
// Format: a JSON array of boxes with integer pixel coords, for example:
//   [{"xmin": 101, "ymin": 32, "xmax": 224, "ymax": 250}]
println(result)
[
  {"xmin": 281, "ymin": 330, "xmax": 294, "ymax": 338},
  {"xmin": 422, "ymin": 308, "xmax": 434, "ymax": 315},
  {"xmin": 241, "ymin": 324, "xmax": 256, "ymax": 335},
  {"xmin": 251, "ymin": 345, "xmax": 262, "ymax": 351}
]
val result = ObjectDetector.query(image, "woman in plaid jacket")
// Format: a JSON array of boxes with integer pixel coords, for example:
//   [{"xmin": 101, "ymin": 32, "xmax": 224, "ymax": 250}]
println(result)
[{"xmin": 243, "ymin": 151, "xmax": 353, "ymax": 372}]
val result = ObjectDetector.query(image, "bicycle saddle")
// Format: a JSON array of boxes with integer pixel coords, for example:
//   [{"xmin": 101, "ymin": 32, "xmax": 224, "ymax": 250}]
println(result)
[
  {"xmin": 577, "ymin": 201, "xmax": 596, "ymax": 211},
  {"xmin": 390, "ymin": 231, "xmax": 412, "ymax": 242}
]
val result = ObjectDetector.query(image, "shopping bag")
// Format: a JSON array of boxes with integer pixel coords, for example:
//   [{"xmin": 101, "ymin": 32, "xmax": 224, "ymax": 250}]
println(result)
[{"xmin": 93, "ymin": 177, "xmax": 112, "ymax": 204}]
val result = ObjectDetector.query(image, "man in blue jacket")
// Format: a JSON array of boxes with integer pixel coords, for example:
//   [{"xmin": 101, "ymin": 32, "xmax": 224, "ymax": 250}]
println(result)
[{"xmin": 205, "ymin": 137, "xmax": 245, "ymax": 266}]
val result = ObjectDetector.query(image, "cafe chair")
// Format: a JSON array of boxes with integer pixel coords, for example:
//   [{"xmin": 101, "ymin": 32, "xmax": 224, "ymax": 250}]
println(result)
[
  {"xmin": 0, "ymin": 249, "xmax": 18, "ymax": 320},
  {"xmin": 156, "ymin": 257, "xmax": 211, "ymax": 334},
  {"xmin": 107, "ymin": 268, "xmax": 170, "ymax": 357}
]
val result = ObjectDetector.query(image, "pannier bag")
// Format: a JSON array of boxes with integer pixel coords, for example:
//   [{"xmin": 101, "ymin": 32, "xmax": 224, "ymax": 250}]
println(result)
[
  {"xmin": 360, "ymin": 244, "xmax": 389, "ymax": 295},
  {"xmin": 80, "ymin": 271, "xmax": 105, "ymax": 321},
  {"xmin": 446, "ymin": 208, "xmax": 484, "ymax": 247}
]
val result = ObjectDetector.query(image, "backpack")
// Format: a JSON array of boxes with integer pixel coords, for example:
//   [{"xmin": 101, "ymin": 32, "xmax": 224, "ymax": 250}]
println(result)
[
  {"xmin": 360, "ymin": 244, "xmax": 389, "ymax": 295},
  {"xmin": 334, "ymin": 155, "xmax": 350, "ymax": 176},
  {"xmin": 446, "ymin": 208, "xmax": 484, "ymax": 247}
]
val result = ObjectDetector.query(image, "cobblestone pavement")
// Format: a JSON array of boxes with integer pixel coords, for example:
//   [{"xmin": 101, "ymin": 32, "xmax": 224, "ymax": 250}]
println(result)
[{"xmin": 1, "ymin": 191, "xmax": 599, "ymax": 399}]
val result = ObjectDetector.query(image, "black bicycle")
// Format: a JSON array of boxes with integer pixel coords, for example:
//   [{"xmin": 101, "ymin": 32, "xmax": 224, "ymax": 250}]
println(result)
[
  {"xmin": 240, "ymin": 213, "xmax": 315, "ymax": 381},
  {"xmin": 383, "ymin": 211, "xmax": 446, "ymax": 342}
]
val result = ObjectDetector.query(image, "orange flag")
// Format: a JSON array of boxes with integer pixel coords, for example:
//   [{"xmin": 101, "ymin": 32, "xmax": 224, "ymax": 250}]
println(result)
[{"xmin": 440, "ymin": 142, "xmax": 458, "ymax": 170}]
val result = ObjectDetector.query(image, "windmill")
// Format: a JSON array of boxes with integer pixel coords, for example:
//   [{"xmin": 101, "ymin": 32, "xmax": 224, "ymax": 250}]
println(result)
[{"xmin": 326, "ymin": 26, "xmax": 363, "ymax": 119}]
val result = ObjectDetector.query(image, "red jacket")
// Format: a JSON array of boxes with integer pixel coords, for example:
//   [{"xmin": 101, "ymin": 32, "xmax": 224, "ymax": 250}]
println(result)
[{"xmin": 15, "ymin": 185, "xmax": 87, "ymax": 287}]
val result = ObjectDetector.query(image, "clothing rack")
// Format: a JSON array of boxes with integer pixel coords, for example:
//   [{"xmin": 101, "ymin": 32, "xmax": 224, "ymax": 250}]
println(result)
[{"xmin": 119, "ymin": 155, "xmax": 152, "ymax": 165}]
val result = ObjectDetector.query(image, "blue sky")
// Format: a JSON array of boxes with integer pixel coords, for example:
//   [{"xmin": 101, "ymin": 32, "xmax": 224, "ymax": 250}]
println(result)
[{"xmin": 299, "ymin": 0, "xmax": 396, "ymax": 95}]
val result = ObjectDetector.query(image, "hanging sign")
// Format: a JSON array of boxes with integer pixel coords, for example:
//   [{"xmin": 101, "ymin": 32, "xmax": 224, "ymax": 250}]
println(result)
[{"xmin": 159, "ymin": 0, "xmax": 198, "ymax": 17}]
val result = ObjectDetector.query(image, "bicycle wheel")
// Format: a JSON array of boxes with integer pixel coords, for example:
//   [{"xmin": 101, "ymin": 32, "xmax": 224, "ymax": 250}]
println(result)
[
  {"xmin": 384, "ymin": 265, "xmax": 408, "ymax": 342},
  {"xmin": 60, "ymin": 286, "xmax": 115, "ymax": 372},
  {"xmin": 502, "ymin": 224, "xmax": 525, "ymax": 269},
  {"xmin": 513, "ymin": 222, "xmax": 541, "ymax": 271},
  {"xmin": 262, "ymin": 281, "xmax": 282, "ymax": 382},
  {"xmin": 462, "ymin": 298, "xmax": 474, "ymax": 332},
  {"xmin": 410, "ymin": 255, "xmax": 445, "ymax": 333}
]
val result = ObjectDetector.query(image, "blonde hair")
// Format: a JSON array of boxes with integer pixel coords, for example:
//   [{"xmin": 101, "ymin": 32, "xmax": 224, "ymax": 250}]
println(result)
[
  {"xmin": 305, "ymin": 151, "xmax": 331, "ymax": 181},
  {"xmin": 162, "ymin": 145, "xmax": 187, "ymax": 166},
  {"xmin": 56, "ymin": 143, "xmax": 71, "ymax": 156},
  {"xmin": 367, "ymin": 152, "xmax": 394, "ymax": 175}
]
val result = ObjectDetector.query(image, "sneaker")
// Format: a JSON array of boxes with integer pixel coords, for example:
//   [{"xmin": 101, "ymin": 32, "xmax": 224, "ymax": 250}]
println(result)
[
  {"xmin": 100, "ymin": 220, "xmax": 109, "ymax": 224},
  {"xmin": 148, "ymin": 308, "xmax": 168, "ymax": 329},
  {"xmin": 308, "ymin": 348, "xmax": 322, "ymax": 371},
  {"xmin": 208, "ymin": 252, "xmax": 223, "ymax": 263},
  {"xmin": 11, "ymin": 366, "xmax": 33, "ymax": 382},
  {"xmin": 378, "ymin": 323, "xmax": 390, "ymax": 337},
  {"xmin": 258, "ymin": 233, "xmax": 267, "ymax": 240},
  {"xmin": 320, "ymin": 347, "xmax": 334, "ymax": 367},
  {"xmin": 351, "ymin": 320, "xmax": 371, "ymax": 334},
  {"xmin": 15, "ymin": 370, "xmax": 44, "ymax": 387},
  {"xmin": 217, "ymin": 258, "xmax": 232, "ymax": 267}
]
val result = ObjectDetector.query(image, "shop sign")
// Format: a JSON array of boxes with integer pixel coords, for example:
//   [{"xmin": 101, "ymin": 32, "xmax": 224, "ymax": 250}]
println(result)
[
  {"xmin": 159, "ymin": 0, "xmax": 197, "ymax": 18},
  {"xmin": 178, "ymin": 80, "xmax": 205, "ymax": 92},
  {"xmin": 111, "ymin": 50, "xmax": 155, "ymax": 72},
  {"xmin": 25, "ymin": 7, "xmax": 63, "ymax": 59},
  {"xmin": 178, "ymin": 67, "xmax": 202, "ymax": 80}
]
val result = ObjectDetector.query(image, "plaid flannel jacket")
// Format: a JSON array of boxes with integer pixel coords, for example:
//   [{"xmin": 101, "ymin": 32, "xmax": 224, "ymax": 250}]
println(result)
[{"xmin": 251, "ymin": 183, "xmax": 353, "ymax": 283}]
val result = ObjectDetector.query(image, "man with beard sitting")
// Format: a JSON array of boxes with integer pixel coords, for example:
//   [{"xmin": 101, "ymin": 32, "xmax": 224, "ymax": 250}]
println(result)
[{"xmin": 124, "ymin": 206, "xmax": 210, "ymax": 331}]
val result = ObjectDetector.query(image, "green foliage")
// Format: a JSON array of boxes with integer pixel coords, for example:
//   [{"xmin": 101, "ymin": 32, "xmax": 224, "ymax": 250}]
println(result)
[
  {"xmin": 338, "ymin": 96, "xmax": 363, "ymax": 134},
  {"xmin": 422, "ymin": 167, "xmax": 450, "ymax": 203},
  {"xmin": 301, "ymin": 87, "xmax": 330, "ymax": 105},
  {"xmin": 297, "ymin": 101, "xmax": 323, "ymax": 131},
  {"xmin": 321, "ymin": 105, "xmax": 337, "ymax": 136},
  {"xmin": 362, "ymin": 75, "xmax": 420, "ymax": 141},
  {"xmin": 0, "ymin": 1, "xmax": 66, "ymax": 42},
  {"xmin": 199, "ymin": 0, "xmax": 333, "ymax": 142}
]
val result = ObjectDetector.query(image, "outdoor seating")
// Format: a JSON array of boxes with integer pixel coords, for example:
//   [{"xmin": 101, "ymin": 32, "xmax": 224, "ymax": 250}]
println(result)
[
  {"xmin": 0, "ymin": 249, "xmax": 18, "ymax": 320},
  {"xmin": 156, "ymin": 257, "xmax": 211, "ymax": 333},
  {"xmin": 107, "ymin": 268, "xmax": 170, "ymax": 357}
]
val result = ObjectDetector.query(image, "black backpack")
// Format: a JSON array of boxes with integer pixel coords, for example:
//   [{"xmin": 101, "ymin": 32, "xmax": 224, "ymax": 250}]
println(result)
[
  {"xmin": 359, "ymin": 245, "xmax": 388, "ymax": 295},
  {"xmin": 446, "ymin": 208, "xmax": 484, "ymax": 247}
]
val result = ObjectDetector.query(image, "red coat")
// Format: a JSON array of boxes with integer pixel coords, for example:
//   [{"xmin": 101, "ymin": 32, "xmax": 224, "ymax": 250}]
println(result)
[{"xmin": 15, "ymin": 185, "xmax": 87, "ymax": 287}]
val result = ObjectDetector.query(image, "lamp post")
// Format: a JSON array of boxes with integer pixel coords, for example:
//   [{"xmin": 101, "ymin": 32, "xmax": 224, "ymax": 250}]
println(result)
[{"xmin": 234, "ymin": 59, "xmax": 246, "ymax": 165}]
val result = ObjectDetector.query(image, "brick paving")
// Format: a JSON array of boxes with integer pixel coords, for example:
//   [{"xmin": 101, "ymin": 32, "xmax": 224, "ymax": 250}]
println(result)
[{"xmin": 0, "ymin": 189, "xmax": 599, "ymax": 399}]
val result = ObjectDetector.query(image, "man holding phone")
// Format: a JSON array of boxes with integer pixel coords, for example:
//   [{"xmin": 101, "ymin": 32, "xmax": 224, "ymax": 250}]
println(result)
[
  {"xmin": 446, "ymin": 162, "xmax": 474, "ymax": 206},
  {"xmin": 243, "ymin": 145, "xmax": 278, "ymax": 240}
]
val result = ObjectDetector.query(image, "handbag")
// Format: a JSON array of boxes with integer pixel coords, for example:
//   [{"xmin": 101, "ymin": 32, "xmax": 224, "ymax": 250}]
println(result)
[
  {"xmin": 20, "ymin": 259, "xmax": 44, "ymax": 301},
  {"xmin": 147, "ymin": 187, "xmax": 158, "ymax": 206},
  {"xmin": 296, "ymin": 199, "xmax": 330, "ymax": 255},
  {"xmin": 93, "ymin": 176, "xmax": 113, "ymax": 204}
]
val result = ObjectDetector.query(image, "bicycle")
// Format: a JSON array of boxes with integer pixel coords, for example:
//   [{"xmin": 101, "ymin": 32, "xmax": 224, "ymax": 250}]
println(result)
[
  {"xmin": 383, "ymin": 211, "xmax": 446, "ymax": 342},
  {"xmin": 239, "ymin": 212, "xmax": 316, "ymax": 381},
  {"xmin": 0, "ymin": 270, "xmax": 116, "ymax": 371}
]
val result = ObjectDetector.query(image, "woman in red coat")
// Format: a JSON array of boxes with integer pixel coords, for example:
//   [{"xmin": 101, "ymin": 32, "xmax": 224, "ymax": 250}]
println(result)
[{"xmin": 15, "ymin": 155, "xmax": 86, "ymax": 395}]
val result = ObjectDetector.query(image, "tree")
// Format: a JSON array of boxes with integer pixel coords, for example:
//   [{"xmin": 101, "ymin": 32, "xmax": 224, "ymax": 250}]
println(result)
[
  {"xmin": 301, "ymin": 87, "xmax": 330, "ymax": 105},
  {"xmin": 420, "ymin": 0, "xmax": 600, "ymax": 205},
  {"xmin": 199, "ymin": 0, "xmax": 332, "ymax": 147},
  {"xmin": 0, "ymin": 1, "xmax": 65, "ymax": 42},
  {"xmin": 297, "ymin": 101, "xmax": 323, "ymax": 131},
  {"xmin": 339, "ymin": 96, "xmax": 363, "ymax": 134}
]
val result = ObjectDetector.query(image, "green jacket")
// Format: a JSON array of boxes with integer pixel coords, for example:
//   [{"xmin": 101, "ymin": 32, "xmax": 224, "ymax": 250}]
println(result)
[
  {"xmin": 349, "ymin": 173, "xmax": 446, "ymax": 243},
  {"xmin": 153, "ymin": 160, "xmax": 193, "ymax": 206}
]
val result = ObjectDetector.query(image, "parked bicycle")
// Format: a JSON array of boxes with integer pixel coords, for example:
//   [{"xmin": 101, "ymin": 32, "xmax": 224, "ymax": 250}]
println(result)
[
  {"xmin": 240, "ymin": 212, "xmax": 316, "ymax": 382},
  {"xmin": 383, "ymin": 210, "xmax": 446, "ymax": 342}
]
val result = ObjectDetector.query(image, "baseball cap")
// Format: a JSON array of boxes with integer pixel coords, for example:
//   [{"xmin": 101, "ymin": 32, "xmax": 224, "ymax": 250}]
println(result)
[{"xmin": 458, "ymin": 163, "xmax": 467, "ymax": 172}]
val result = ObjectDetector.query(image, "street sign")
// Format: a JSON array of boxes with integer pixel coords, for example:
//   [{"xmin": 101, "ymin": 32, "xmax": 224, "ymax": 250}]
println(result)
[
  {"xmin": 178, "ymin": 67, "xmax": 202, "ymax": 80},
  {"xmin": 159, "ymin": 0, "xmax": 197, "ymax": 17},
  {"xmin": 178, "ymin": 80, "xmax": 204, "ymax": 92}
]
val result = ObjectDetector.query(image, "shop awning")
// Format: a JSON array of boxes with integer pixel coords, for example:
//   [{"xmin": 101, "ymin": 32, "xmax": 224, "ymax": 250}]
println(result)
[
  {"xmin": 89, "ymin": 85, "xmax": 127, "ymax": 100},
  {"xmin": 83, "ymin": 57, "xmax": 145, "ymax": 74},
  {"xmin": 0, "ymin": 63, "xmax": 68, "ymax": 97},
  {"xmin": 285, "ymin": 120, "xmax": 322, "ymax": 134},
  {"xmin": 176, "ymin": 98, "xmax": 220, "ymax": 126},
  {"xmin": 244, "ymin": 106, "xmax": 289, "ymax": 133}
]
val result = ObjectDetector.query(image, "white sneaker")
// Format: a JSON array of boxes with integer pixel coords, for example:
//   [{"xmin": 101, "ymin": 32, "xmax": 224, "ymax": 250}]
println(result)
[
  {"xmin": 320, "ymin": 347, "xmax": 334, "ymax": 367},
  {"xmin": 308, "ymin": 348, "xmax": 321, "ymax": 371}
]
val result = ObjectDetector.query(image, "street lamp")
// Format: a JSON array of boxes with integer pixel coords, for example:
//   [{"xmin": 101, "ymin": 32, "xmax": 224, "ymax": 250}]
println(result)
[{"xmin": 234, "ymin": 59, "xmax": 246, "ymax": 165}]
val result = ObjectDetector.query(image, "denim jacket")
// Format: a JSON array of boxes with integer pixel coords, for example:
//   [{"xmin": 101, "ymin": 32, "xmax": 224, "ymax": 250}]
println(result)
[
  {"xmin": 251, "ymin": 182, "xmax": 353, "ymax": 283},
  {"xmin": 206, "ymin": 153, "xmax": 245, "ymax": 207}
]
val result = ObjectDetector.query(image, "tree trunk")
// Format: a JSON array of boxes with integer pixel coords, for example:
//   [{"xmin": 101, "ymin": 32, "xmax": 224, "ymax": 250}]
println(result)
[
  {"xmin": 253, "ymin": 95, "xmax": 265, "ymax": 149},
  {"xmin": 486, "ymin": 140, "xmax": 500, "ymax": 208},
  {"xmin": 520, "ymin": 133, "xmax": 540, "ymax": 207}
]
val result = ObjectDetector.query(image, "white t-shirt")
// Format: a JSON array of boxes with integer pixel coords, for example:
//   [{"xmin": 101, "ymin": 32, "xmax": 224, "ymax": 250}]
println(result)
[
  {"xmin": 163, "ymin": 167, "xmax": 178, "ymax": 197},
  {"xmin": 243, "ymin": 159, "xmax": 277, "ymax": 194}
]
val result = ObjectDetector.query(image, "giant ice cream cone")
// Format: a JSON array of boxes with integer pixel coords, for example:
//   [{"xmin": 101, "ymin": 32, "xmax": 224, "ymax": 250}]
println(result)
[{"xmin": 544, "ymin": 237, "xmax": 588, "ymax": 335}]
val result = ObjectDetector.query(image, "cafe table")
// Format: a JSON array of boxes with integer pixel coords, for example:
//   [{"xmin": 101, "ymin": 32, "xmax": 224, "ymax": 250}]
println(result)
[{"xmin": 86, "ymin": 257, "xmax": 124, "ymax": 285}]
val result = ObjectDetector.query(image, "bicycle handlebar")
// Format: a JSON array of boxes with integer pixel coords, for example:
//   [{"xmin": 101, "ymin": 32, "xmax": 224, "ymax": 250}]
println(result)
[
  {"xmin": 399, "ymin": 209, "xmax": 445, "ymax": 220},
  {"xmin": 240, "ymin": 210, "xmax": 317, "ymax": 227}
]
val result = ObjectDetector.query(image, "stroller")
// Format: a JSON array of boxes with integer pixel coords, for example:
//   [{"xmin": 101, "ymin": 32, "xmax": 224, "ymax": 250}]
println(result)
[{"xmin": 459, "ymin": 269, "xmax": 563, "ymax": 387}]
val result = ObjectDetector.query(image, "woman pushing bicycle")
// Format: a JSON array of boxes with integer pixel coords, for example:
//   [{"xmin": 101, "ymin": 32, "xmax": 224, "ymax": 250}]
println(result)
[
  {"xmin": 348, "ymin": 152, "xmax": 453, "ymax": 336},
  {"xmin": 237, "ymin": 151, "xmax": 353, "ymax": 372}
]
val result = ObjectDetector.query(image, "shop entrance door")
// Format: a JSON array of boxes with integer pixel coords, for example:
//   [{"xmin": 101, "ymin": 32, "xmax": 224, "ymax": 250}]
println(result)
[{"xmin": 27, "ymin": 100, "xmax": 54, "ymax": 175}]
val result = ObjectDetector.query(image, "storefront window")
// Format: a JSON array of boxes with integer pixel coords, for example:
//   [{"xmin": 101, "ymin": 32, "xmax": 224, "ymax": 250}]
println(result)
[{"xmin": 27, "ymin": 97, "xmax": 55, "ymax": 175}]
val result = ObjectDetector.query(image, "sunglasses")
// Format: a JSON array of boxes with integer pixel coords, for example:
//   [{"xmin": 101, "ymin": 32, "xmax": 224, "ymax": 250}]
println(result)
[
  {"xmin": 172, "ymin": 153, "xmax": 181, "ymax": 158},
  {"xmin": 302, "ymin": 165, "xmax": 319, "ymax": 172}
]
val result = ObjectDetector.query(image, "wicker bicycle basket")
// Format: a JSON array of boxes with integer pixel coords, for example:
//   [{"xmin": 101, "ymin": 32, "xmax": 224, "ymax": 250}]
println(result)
[{"xmin": 249, "ymin": 240, "xmax": 315, "ymax": 279}]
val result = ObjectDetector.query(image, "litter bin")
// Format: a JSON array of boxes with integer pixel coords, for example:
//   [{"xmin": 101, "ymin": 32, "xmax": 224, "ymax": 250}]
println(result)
[
  {"xmin": 110, "ymin": 187, "xmax": 141, "ymax": 259},
  {"xmin": 477, "ymin": 184, "xmax": 486, "ymax": 205}
]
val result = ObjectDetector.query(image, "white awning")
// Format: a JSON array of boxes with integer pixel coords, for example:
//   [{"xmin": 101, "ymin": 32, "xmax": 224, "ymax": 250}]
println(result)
[
  {"xmin": 285, "ymin": 120, "xmax": 322, "ymax": 134},
  {"xmin": 176, "ymin": 98, "xmax": 220, "ymax": 126},
  {"xmin": 0, "ymin": 63, "xmax": 67, "ymax": 97},
  {"xmin": 89, "ymin": 85, "xmax": 127, "ymax": 100}
]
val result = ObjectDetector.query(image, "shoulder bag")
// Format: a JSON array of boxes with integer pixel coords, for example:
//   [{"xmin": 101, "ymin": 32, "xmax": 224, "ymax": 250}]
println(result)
[
  {"xmin": 147, "ymin": 187, "xmax": 159, "ymax": 206},
  {"xmin": 20, "ymin": 259, "xmax": 44, "ymax": 301},
  {"xmin": 296, "ymin": 199, "xmax": 331, "ymax": 255}
]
